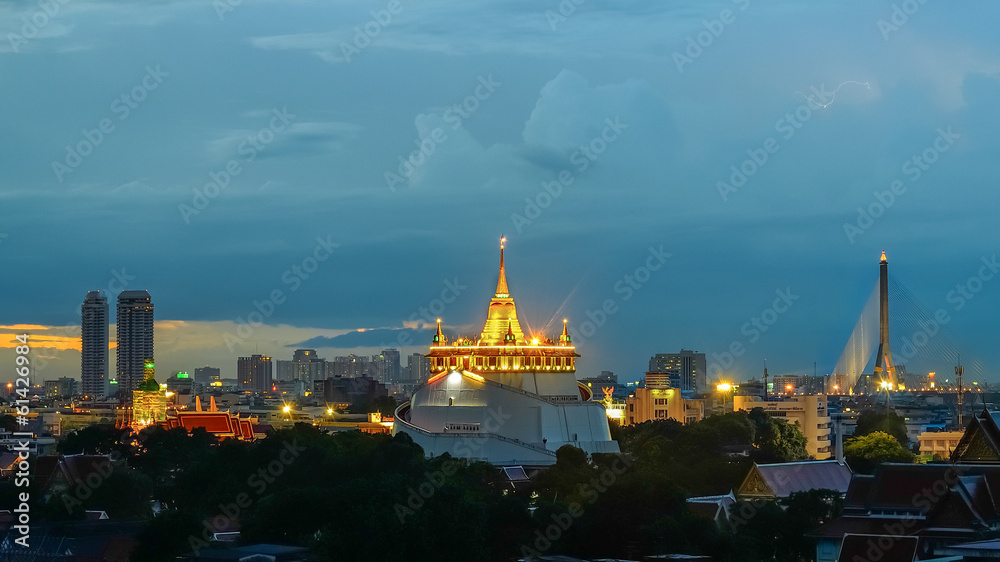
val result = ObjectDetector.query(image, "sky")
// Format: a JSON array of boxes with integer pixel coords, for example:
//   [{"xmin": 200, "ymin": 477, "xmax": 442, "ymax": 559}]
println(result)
[{"xmin": 1, "ymin": 0, "xmax": 999, "ymax": 387}]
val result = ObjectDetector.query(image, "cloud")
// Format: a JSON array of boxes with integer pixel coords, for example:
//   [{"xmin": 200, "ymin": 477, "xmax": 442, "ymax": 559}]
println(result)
[
  {"xmin": 205, "ymin": 120, "xmax": 363, "ymax": 162},
  {"xmin": 292, "ymin": 328, "xmax": 435, "ymax": 349}
]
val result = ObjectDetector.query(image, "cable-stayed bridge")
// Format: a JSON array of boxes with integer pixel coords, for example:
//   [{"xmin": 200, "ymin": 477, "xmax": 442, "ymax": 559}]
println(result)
[{"xmin": 832, "ymin": 254, "xmax": 985, "ymax": 393}]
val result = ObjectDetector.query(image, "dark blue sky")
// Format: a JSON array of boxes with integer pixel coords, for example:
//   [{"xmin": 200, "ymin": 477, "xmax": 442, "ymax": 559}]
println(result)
[{"xmin": 2, "ymin": 0, "xmax": 999, "ymax": 385}]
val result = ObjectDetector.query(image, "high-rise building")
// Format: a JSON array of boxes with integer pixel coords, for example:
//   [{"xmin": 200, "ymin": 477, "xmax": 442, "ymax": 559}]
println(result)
[
  {"xmin": 407, "ymin": 353, "xmax": 430, "ymax": 382},
  {"xmin": 238, "ymin": 354, "xmax": 272, "ymax": 392},
  {"xmin": 381, "ymin": 349, "xmax": 401, "ymax": 383},
  {"xmin": 648, "ymin": 350, "xmax": 707, "ymax": 393},
  {"xmin": 116, "ymin": 290, "xmax": 154, "ymax": 403},
  {"xmin": 329, "ymin": 354, "xmax": 369, "ymax": 378},
  {"xmin": 81, "ymin": 291, "xmax": 109, "ymax": 397},
  {"xmin": 276, "ymin": 349, "xmax": 327, "ymax": 385},
  {"xmin": 194, "ymin": 366, "xmax": 221, "ymax": 386}
]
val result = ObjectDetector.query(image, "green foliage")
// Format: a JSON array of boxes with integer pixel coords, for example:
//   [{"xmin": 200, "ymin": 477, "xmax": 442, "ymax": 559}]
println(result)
[
  {"xmin": 371, "ymin": 395, "xmax": 399, "ymax": 416},
  {"xmin": 844, "ymin": 430, "xmax": 914, "ymax": 473},
  {"xmin": 746, "ymin": 407, "xmax": 810, "ymax": 462},
  {"xmin": 854, "ymin": 409, "xmax": 909, "ymax": 446},
  {"xmin": 0, "ymin": 415, "xmax": 18, "ymax": 432},
  {"xmin": 34, "ymin": 410, "xmax": 819, "ymax": 561},
  {"xmin": 58, "ymin": 424, "xmax": 131, "ymax": 456},
  {"xmin": 728, "ymin": 489, "xmax": 843, "ymax": 561}
]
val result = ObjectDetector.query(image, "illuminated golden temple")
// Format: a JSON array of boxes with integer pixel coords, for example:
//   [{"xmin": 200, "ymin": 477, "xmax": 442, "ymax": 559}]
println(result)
[
  {"xmin": 426, "ymin": 237, "xmax": 578, "ymax": 376},
  {"xmin": 392, "ymin": 237, "xmax": 620, "ymax": 466}
]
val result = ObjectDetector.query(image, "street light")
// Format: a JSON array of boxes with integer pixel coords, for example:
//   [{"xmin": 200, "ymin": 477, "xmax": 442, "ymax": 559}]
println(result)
[{"xmin": 717, "ymin": 382, "xmax": 732, "ymax": 409}]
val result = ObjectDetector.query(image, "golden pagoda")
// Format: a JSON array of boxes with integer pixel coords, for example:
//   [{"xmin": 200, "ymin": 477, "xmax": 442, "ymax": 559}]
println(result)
[
  {"xmin": 132, "ymin": 359, "xmax": 166, "ymax": 426},
  {"xmin": 426, "ymin": 236, "xmax": 578, "ymax": 376}
]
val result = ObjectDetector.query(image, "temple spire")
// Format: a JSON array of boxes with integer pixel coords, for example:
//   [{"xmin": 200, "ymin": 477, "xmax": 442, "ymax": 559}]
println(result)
[
  {"xmin": 433, "ymin": 318, "xmax": 444, "ymax": 345},
  {"xmin": 495, "ymin": 236, "xmax": 509, "ymax": 298},
  {"xmin": 560, "ymin": 318, "xmax": 571, "ymax": 344},
  {"xmin": 880, "ymin": 250, "xmax": 887, "ymax": 264}
]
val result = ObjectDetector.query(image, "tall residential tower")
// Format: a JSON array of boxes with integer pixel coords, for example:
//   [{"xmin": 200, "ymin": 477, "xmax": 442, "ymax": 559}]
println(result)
[
  {"xmin": 116, "ymin": 290, "xmax": 154, "ymax": 402},
  {"xmin": 81, "ymin": 291, "xmax": 109, "ymax": 397}
]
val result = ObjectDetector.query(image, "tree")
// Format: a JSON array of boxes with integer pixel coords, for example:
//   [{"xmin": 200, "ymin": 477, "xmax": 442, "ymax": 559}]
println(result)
[
  {"xmin": 844, "ymin": 431, "xmax": 914, "ymax": 473},
  {"xmin": 58, "ymin": 424, "xmax": 131, "ymax": 456},
  {"xmin": 747, "ymin": 408, "xmax": 809, "ymax": 462},
  {"xmin": 854, "ymin": 409, "xmax": 909, "ymax": 446},
  {"xmin": 371, "ymin": 395, "xmax": 398, "ymax": 416}
]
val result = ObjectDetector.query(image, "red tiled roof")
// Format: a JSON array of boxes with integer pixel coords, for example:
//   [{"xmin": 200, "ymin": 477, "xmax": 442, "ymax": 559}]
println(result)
[
  {"xmin": 687, "ymin": 502, "xmax": 721, "ymax": 521},
  {"xmin": 746, "ymin": 460, "xmax": 852, "ymax": 497},
  {"xmin": 836, "ymin": 534, "xmax": 918, "ymax": 562},
  {"xmin": 810, "ymin": 516, "xmax": 924, "ymax": 539},
  {"xmin": 844, "ymin": 474, "xmax": 875, "ymax": 512}
]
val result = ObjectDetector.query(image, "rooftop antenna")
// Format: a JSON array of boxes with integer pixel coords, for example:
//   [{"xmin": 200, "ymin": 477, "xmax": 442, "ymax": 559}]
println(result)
[{"xmin": 763, "ymin": 359, "xmax": 768, "ymax": 401}]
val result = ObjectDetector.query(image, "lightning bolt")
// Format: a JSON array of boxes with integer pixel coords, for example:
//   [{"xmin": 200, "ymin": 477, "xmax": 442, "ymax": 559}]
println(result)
[{"xmin": 797, "ymin": 80, "xmax": 871, "ymax": 109}]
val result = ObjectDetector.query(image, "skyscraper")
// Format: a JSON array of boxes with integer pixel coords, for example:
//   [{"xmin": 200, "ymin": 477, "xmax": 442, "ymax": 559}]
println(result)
[
  {"xmin": 238, "ymin": 354, "xmax": 272, "ymax": 392},
  {"xmin": 81, "ymin": 291, "xmax": 109, "ymax": 397},
  {"xmin": 116, "ymin": 290, "xmax": 154, "ymax": 402}
]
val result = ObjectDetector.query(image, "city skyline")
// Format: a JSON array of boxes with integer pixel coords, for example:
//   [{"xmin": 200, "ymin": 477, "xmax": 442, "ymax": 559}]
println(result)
[
  {"xmin": 2, "ymin": 1, "xmax": 1000, "ymax": 387},
  {"xmin": 1, "ymin": 245, "xmax": 993, "ymax": 390}
]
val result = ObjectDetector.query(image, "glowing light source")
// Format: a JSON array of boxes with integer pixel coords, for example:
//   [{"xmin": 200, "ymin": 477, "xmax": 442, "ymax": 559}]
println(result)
[
  {"xmin": 282, "ymin": 405, "xmax": 291, "ymax": 413},
  {"xmin": 880, "ymin": 380, "xmax": 892, "ymax": 390},
  {"xmin": 327, "ymin": 408, "xmax": 333, "ymax": 415},
  {"xmin": 716, "ymin": 383, "xmax": 731, "ymax": 392}
]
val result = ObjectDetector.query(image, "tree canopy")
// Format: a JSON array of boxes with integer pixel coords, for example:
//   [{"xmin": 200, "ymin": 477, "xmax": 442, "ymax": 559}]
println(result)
[
  {"xmin": 844, "ymin": 430, "xmax": 914, "ymax": 473},
  {"xmin": 31, "ymin": 408, "xmax": 820, "ymax": 561},
  {"xmin": 853, "ymin": 409, "xmax": 909, "ymax": 446}
]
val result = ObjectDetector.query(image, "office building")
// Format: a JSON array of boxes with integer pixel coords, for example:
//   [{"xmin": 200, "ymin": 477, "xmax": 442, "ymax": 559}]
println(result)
[
  {"xmin": 648, "ymin": 349, "xmax": 707, "ymax": 393},
  {"xmin": 194, "ymin": 366, "xmax": 221, "ymax": 386},
  {"xmin": 44, "ymin": 377, "xmax": 79, "ymax": 398},
  {"xmin": 625, "ymin": 373, "xmax": 705, "ymax": 425}
]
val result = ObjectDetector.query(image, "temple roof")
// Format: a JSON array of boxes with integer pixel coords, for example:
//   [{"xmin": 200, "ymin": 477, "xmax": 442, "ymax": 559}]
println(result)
[{"xmin": 479, "ymin": 237, "xmax": 527, "ymax": 345}]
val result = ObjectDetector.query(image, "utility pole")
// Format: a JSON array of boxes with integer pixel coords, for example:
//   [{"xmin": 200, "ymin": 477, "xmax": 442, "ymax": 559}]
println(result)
[{"xmin": 956, "ymin": 362, "xmax": 965, "ymax": 428}]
